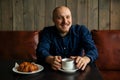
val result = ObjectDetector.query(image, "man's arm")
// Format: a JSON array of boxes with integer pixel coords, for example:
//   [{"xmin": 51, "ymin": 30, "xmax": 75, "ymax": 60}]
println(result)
[{"xmin": 80, "ymin": 25, "xmax": 98, "ymax": 63}]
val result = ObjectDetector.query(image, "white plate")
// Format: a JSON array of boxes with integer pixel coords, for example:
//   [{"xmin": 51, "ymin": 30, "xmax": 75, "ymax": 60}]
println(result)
[
  {"xmin": 59, "ymin": 68, "xmax": 78, "ymax": 73},
  {"xmin": 12, "ymin": 64, "xmax": 44, "ymax": 74}
]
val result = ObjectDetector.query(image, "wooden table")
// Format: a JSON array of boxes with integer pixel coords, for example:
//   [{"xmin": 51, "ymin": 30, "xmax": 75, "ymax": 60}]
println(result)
[{"xmin": 0, "ymin": 60, "xmax": 103, "ymax": 80}]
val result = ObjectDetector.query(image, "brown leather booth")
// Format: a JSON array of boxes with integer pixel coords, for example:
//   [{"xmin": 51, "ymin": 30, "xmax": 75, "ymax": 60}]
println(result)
[
  {"xmin": 91, "ymin": 30, "xmax": 120, "ymax": 80},
  {"xmin": 0, "ymin": 30, "xmax": 120, "ymax": 80},
  {"xmin": 0, "ymin": 31, "xmax": 39, "ymax": 61}
]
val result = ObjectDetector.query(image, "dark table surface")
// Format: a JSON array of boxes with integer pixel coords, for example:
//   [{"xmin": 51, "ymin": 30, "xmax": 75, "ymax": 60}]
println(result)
[{"xmin": 0, "ymin": 60, "xmax": 103, "ymax": 80}]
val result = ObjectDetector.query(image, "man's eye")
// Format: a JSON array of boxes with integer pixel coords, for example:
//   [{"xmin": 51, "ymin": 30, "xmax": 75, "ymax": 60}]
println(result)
[
  {"xmin": 57, "ymin": 17, "xmax": 62, "ymax": 19},
  {"xmin": 66, "ymin": 16, "xmax": 70, "ymax": 19}
]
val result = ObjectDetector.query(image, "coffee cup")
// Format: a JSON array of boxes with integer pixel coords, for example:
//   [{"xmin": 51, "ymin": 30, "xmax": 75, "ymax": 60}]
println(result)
[{"xmin": 62, "ymin": 58, "xmax": 75, "ymax": 70}]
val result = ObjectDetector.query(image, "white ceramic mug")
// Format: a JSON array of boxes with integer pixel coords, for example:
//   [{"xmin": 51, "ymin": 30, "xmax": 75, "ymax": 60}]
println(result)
[{"xmin": 62, "ymin": 58, "xmax": 75, "ymax": 70}]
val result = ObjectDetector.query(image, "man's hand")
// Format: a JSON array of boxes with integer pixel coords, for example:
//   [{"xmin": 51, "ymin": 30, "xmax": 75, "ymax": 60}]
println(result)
[
  {"xmin": 46, "ymin": 56, "xmax": 62, "ymax": 70},
  {"xmin": 70, "ymin": 56, "xmax": 90, "ymax": 70}
]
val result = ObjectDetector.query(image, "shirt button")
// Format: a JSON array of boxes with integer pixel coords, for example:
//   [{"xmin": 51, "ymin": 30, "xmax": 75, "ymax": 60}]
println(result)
[{"xmin": 64, "ymin": 47, "xmax": 66, "ymax": 49}]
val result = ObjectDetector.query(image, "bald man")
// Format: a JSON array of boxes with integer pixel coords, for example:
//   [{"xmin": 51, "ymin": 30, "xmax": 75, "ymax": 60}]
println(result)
[{"xmin": 36, "ymin": 6, "xmax": 98, "ymax": 70}]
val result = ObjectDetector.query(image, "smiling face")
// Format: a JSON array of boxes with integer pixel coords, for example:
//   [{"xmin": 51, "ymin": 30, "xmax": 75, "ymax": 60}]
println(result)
[{"xmin": 52, "ymin": 6, "xmax": 72, "ymax": 36}]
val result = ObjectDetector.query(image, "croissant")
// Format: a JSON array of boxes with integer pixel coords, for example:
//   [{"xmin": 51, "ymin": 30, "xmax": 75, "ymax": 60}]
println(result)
[{"xmin": 17, "ymin": 62, "xmax": 38, "ymax": 72}]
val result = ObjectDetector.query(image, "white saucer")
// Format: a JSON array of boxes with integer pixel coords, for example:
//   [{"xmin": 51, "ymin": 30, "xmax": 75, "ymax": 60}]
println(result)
[{"xmin": 59, "ymin": 68, "xmax": 78, "ymax": 73}]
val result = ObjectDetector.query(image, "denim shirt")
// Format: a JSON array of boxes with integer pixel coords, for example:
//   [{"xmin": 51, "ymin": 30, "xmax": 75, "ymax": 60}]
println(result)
[{"xmin": 36, "ymin": 24, "xmax": 98, "ymax": 63}]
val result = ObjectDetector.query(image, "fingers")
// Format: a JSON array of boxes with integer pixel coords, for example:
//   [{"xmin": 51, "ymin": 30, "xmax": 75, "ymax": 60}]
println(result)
[
  {"xmin": 52, "ymin": 56, "xmax": 62, "ymax": 70},
  {"xmin": 81, "ymin": 63, "xmax": 87, "ymax": 70},
  {"xmin": 74, "ymin": 56, "xmax": 90, "ymax": 71},
  {"xmin": 77, "ymin": 59, "xmax": 87, "ymax": 70},
  {"xmin": 70, "ymin": 56, "xmax": 76, "ymax": 59},
  {"xmin": 75, "ymin": 56, "xmax": 84, "ymax": 69},
  {"xmin": 52, "ymin": 61, "xmax": 60, "ymax": 70},
  {"xmin": 55, "ymin": 56, "xmax": 62, "ymax": 62}
]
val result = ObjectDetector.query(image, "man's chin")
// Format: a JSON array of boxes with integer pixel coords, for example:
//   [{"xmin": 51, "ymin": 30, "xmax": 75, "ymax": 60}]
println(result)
[{"xmin": 61, "ymin": 30, "xmax": 69, "ymax": 34}]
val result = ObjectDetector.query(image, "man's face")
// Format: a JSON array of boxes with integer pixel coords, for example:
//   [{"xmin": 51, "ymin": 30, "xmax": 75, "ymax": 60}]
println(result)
[{"xmin": 53, "ymin": 7, "xmax": 72, "ymax": 34}]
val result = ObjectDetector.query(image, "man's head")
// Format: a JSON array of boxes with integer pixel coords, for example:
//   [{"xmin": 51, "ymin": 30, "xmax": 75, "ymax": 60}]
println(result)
[{"xmin": 52, "ymin": 6, "xmax": 72, "ymax": 36}]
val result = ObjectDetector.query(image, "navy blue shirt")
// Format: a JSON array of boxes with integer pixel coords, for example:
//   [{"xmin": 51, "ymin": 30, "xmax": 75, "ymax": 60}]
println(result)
[{"xmin": 36, "ymin": 24, "xmax": 98, "ymax": 63}]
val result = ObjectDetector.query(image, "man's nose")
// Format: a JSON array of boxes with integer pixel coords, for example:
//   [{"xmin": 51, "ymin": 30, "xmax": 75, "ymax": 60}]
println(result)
[{"xmin": 63, "ymin": 18, "xmax": 67, "ymax": 24}]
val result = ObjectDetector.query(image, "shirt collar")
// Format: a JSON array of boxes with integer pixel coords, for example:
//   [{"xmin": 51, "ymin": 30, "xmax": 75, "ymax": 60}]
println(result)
[{"xmin": 53, "ymin": 25, "xmax": 73, "ymax": 38}]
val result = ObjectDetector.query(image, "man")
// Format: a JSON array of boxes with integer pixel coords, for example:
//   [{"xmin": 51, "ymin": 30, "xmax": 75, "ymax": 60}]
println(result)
[{"xmin": 36, "ymin": 6, "xmax": 98, "ymax": 70}]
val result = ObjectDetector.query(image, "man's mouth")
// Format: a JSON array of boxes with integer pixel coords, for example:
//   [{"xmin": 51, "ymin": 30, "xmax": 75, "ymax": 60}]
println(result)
[{"xmin": 61, "ymin": 24, "xmax": 69, "ymax": 27}]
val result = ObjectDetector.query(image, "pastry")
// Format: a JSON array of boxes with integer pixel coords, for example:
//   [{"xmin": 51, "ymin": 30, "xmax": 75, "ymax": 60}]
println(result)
[{"xmin": 17, "ymin": 62, "xmax": 38, "ymax": 72}]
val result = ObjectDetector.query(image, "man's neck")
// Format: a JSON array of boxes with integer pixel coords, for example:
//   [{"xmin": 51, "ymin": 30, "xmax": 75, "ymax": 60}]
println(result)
[{"xmin": 60, "ymin": 32, "xmax": 68, "ymax": 37}]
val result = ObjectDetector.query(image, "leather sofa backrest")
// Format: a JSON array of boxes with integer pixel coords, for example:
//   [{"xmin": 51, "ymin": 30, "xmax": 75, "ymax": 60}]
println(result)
[
  {"xmin": 91, "ymin": 30, "xmax": 120, "ymax": 70},
  {"xmin": 0, "ymin": 31, "xmax": 39, "ymax": 61}
]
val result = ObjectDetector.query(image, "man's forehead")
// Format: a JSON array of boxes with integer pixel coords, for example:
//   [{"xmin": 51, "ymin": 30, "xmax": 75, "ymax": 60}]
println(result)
[
  {"xmin": 55, "ymin": 6, "xmax": 70, "ymax": 12},
  {"xmin": 53, "ymin": 6, "xmax": 72, "ymax": 18},
  {"xmin": 55, "ymin": 8, "xmax": 71, "ymax": 15},
  {"xmin": 54, "ymin": 6, "xmax": 69, "ymax": 11}
]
